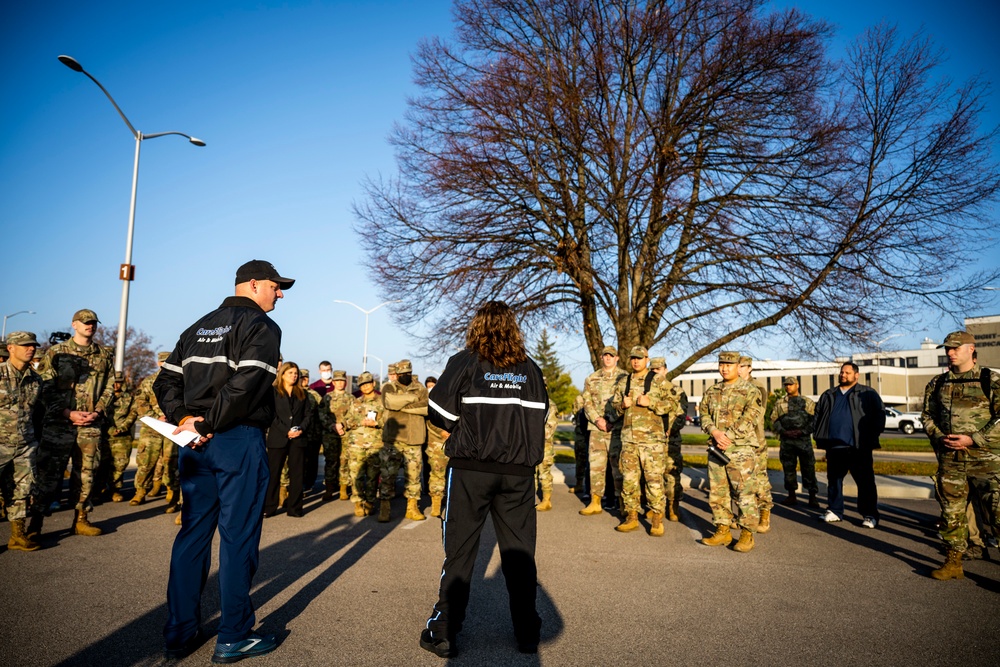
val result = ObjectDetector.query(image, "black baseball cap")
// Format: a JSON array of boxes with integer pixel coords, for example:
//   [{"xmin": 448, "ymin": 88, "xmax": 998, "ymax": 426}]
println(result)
[{"xmin": 235, "ymin": 260, "xmax": 295, "ymax": 289}]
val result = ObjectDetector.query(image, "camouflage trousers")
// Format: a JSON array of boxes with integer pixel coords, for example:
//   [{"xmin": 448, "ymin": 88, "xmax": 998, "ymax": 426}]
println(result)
[
  {"xmin": 755, "ymin": 446, "xmax": 773, "ymax": 510},
  {"xmin": 103, "ymin": 435, "xmax": 134, "ymax": 492},
  {"xmin": 588, "ymin": 429, "xmax": 623, "ymax": 498},
  {"xmin": 0, "ymin": 441, "xmax": 38, "ymax": 521},
  {"xmin": 779, "ymin": 439, "xmax": 818, "ymax": 493},
  {"xmin": 322, "ymin": 434, "xmax": 347, "ymax": 488},
  {"xmin": 36, "ymin": 427, "xmax": 102, "ymax": 512},
  {"xmin": 708, "ymin": 445, "xmax": 760, "ymax": 532},
  {"xmin": 935, "ymin": 450, "xmax": 1000, "ymax": 553},
  {"xmin": 426, "ymin": 439, "xmax": 449, "ymax": 497},
  {"xmin": 535, "ymin": 438, "xmax": 555, "ymax": 494},
  {"xmin": 619, "ymin": 439, "xmax": 666, "ymax": 515},
  {"xmin": 349, "ymin": 444, "xmax": 381, "ymax": 505},
  {"xmin": 134, "ymin": 427, "xmax": 176, "ymax": 494},
  {"xmin": 664, "ymin": 440, "xmax": 683, "ymax": 507},
  {"xmin": 380, "ymin": 441, "xmax": 422, "ymax": 500}
]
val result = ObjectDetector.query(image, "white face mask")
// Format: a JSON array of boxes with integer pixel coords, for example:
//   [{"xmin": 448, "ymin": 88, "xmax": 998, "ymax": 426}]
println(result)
[{"xmin": 320, "ymin": 370, "xmax": 333, "ymax": 381}]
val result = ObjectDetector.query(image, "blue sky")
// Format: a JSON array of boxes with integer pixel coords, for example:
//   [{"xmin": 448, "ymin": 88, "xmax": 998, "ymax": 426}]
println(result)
[{"xmin": 2, "ymin": 0, "xmax": 998, "ymax": 386}]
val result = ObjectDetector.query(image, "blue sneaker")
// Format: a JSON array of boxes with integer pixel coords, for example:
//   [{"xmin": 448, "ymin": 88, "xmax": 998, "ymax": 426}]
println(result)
[{"xmin": 211, "ymin": 633, "xmax": 278, "ymax": 664}]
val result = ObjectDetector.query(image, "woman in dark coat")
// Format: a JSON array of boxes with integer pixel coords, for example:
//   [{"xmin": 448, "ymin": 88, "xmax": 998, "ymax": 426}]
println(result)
[{"xmin": 264, "ymin": 361, "xmax": 313, "ymax": 517}]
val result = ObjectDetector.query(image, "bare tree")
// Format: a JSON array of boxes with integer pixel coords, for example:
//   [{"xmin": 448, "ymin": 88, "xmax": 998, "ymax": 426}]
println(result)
[
  {"xmin": 93, "ymin": 325, "xmax": 158, "ymax": 385},
  {"xmin": 355, "ymin": 0, "xmax": 1000, "ymax": 377}
]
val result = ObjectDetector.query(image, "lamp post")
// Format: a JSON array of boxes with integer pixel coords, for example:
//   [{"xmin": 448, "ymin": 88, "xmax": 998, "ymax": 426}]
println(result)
[
  {"xmin": 59, "ymin": 55, "xmax": 205, "ymax": 374},
  {"xmin": 332, "ymin": 299, "xmax": 401, "ymax": 371},
  {"xmin": 367, "ymin": 354, "xmax": 385, "ymax": 385},
  {"xmin": 2, "ymin": 310, "xmax": 36, "ymax": 340}
]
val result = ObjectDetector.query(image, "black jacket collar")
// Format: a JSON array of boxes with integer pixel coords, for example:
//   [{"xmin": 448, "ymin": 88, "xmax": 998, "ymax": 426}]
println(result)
[{"xmin": 219, "ymin": 296, "xmax": 265, "ymax": 312}]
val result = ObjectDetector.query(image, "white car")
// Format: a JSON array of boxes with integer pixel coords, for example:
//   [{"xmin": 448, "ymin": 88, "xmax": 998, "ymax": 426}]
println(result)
[{"xmin": 884, "ymin": 407, "xmax": 923, "ymax": 435}]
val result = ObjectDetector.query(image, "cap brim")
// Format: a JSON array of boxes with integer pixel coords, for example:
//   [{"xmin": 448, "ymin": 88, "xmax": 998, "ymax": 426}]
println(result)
[{"xmin": 276, "ymin": 277, "xmax": 295, "ymax": 290}]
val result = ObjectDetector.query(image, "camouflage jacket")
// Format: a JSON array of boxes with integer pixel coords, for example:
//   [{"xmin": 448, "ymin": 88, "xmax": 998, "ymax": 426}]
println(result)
[
  {"xmin": 545, "ymin": 402, "xmax": 559, "ymax": 442},
  {"xmin": 582, "ymin": 367, "xmax": 626, "ymax": 432},
  {"xmin": 319, "ymin": 389, "xmax": 353, "ymax": 437},
  {"xmin": 922, "ymin": 364, "xmax": 1000, "ymax": 453},
  {"xmin": 749, "ymin": 378, "xmax": 767, "ymax": 448},
  {"xmin": 382, "ymin": 380, "xmax": 428, "ymax": 445},
  {"xmin": 611, "ymin": 368, "xmax": 678, "ymax": 443},
  {"xmin": 771, "ymin": 394, "xmax": 816, "ymax": 442},
  {"xmin": 305, "ymin": 388, "xmax": 323, "ymax": 442},
  {"xmin": 700, "ymin": 379, "xmax": 763, "ymax": 448},
  {"xmin": 109, "ymin": 385, "xmax": 139, "ymax": 437},
  {"xmin": 344, "ymin": 393, "xmax": 384, "ymax": 448},
  {"xmin": 37, "ymin": 339, "xmax": 116, "ymax": 432},
  {"xmin": 134, "ymin": 371, "xmax": 165, "ymax": 420},
  {"xmin": 0, "ymin": 361, "xmax": 43, "ymax": 448},
  {"xmin": 665, "ymin": 383, "xmax": 689, "ymax": 447}
]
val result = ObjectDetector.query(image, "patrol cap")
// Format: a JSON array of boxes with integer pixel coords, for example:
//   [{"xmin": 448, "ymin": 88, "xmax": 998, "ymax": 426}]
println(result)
[
  {"xmin": 649, "ymin": 357, "xmax": 666, "ymax": 369},
  {"xmin": 782, "ymin": 376, "xmax": 798, "ymax": 386},
  {"xmin": 388, "ymin": 363, "xmax": 398, "ymax": 374},
  {"xmin": 396, "ymin": 359, "xmax": 413, "ymax": 373},
  {"xmin": 333, "ymin": 370, "xmax": 347, "ymax": 380},
  {"xmin": 739, "ymin": 355, "xmax": 753, "ymax": 367},
  {"xmin": 234, "ymin": 260, "xmax": 295, "ymax": 290},
  {"xmin": 601, "ymin": 345, "xmax": 618, "ymax": 357},
  {"xmin": 157, "ymin": 351, "xmax": 170, "ymax": 363},
  {"xmin": 73, "ymin": 308, "xmax": 100, "ymax": 323},
  {"xmin": 6, "ymin": 331, "xmax": 39, "ymax": 346},
  {"xmin": 299, "ymin": 369, "xmax": 310, "ymax": 378},
  {"xmin": 358, "ymin": 371, "xmax": 375, "ymax": 385},
  {"xmin": 718, "ymin": 351, "xmax": 740, "ymax": 364},
  {"xmin": 114, "ymin": 371, "xmax": 126, "ymax": 382},
  {"xmin": 939, "ymin": 331, "xmax": 975, "ymax": 348},
  {"xmin": 629, "ymin": 345, "xmax": 648, "ymax": 359}
]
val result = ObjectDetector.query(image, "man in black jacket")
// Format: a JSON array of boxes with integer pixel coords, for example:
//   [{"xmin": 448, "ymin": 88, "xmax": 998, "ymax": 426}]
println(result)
[
  {"xmin": 421, "ymin": 301, "xmax": 548, "ymax": 659},
  {"xmin": 813, "ymin": 362, "xmax": 885, "ymax": 527},
  {"xmin": 154, "ymin": 260, "xmax": 292, "ymax": 663}
]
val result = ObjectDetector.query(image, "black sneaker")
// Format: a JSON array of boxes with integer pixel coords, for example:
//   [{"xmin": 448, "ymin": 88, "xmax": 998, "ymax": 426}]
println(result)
[
  {"xmin": 164, "ymin": 630, "xmax": 205, "ymax": 660},
  {"xmin": 211, "ymin": 633, "xmax": 278, "ymax": 663},
  {"xmin": 420, "ymin": 628, "xmax": 455, "ymax": 658}
]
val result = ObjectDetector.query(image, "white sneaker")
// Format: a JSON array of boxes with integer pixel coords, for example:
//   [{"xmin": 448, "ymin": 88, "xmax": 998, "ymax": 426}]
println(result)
[
  {"xmin": 821, "ymin": 510, "xmax": 842, "ymax": 523},
  {"xmin": 862, "ymin": 516, "xmax": 878, "ymax": 529}
]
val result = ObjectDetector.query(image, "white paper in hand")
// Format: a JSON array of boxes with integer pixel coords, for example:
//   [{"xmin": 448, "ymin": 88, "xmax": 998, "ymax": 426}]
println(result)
[{"xmin": 139, "ymin": 416, "xmax": 201, "ymax": 447}]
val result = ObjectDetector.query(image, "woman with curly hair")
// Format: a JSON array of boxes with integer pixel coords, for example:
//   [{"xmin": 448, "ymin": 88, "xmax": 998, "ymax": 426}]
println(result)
[{"xmin": 420, "ymin": 301, "xmax": 549, "ymax": 658}]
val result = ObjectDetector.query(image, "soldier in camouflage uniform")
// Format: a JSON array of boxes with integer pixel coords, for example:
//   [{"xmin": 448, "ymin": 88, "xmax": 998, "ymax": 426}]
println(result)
[
  {"xmin": 380, "ymin": 359, "xmax": 428, "ymax": 522},
  {"xmin": 104, "ymin": 372, "xmax": 138, "ymax": 502},
  {"xmin": 1, "ymin": 332, "xmax": 43, "ymax": 550},
  {"xmin": 319, "ymin": 370, "xmax": 353, "ymax": 501},
  {"xmin": 699, "ymin": 351, "xmax": 763, "ymax": 552},
  {"xmin": 569, "ymin": 393, "xmax": 589, "ymax": 494},
  {"xmin": 424, "ymin": 376, "xmax": 450, "ymax": 518},
  {"xmin": 651, "ymin": 357, "xmax": 688, "ymax": 521},
  {"xmin": 771, "ymin": 377, "xmax": 819, "ymax": 507},
  {"xmin": 344, "ymin": 372, "xmax": 383, "ymax": 517},
  {"xmin": 131, "ymin": 352, "xmax": 175, "ymax": 510},
  {"xmin": 922, "ymin": 331, "xmax": 1000, "ymax": 580},
  {"xmin": 35, "ymin": 309, "xmax": 115, "ymax": 536},
  {"xmin": 578, "ymin": 345, "xmax": 626, "ymax": 516},
  {"xmin": 739, "ymin": 356, "xmax": 773, "ymax": 533},
  {"xmin": 610, "ymin": 346, "xmax": 678, "ymax": 536},
  {"xmin": 534, "ymin": 401, "xmax": 560, "ymax": 511}
]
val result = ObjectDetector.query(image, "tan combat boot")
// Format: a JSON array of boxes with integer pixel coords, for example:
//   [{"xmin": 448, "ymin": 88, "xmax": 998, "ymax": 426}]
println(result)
[
  {"xmin": 278, "ymin": 486, "xmax": 288, "ymax": 508},
  {"xmin": 353, "ymin": 501, "xmax": 366, "ymax": 517},
  {"xmin": 405, "ymin": 498, "xmax": 426, "ymax": 521},
  {"xmin": 339, "ymin": 485, "xmax": 350, "ymax": 501},
  {"xmin": 733, "ymin": 529, "xmax": 755, "ymax": 553},
  {"xmin": 165, "ymin": 489, "xmax": 179, "ymax": 514},
  {"xmin": 649, "ymin": 512, "xmax": 664, "ymax": 537},
  {"xmin": 579, "ymin": 496, "xmax": 603, "ymax": 516},
  {"xmin": 378, "ymin": 499, "xmax": 391, "ymax": 523},
  {"xmin": 667, "ymin": 500, "xmax": 680, "ymax": 522},
  {"xmin": 149, "ymin": 481, "xmax": 163, "ymax": 498},
  {"xmin": 535, "ymin": 491, "xmax": 552, "ymax": 512},
  {"xmin": 175, "ymin": 511, "xmax": 182, "ymax": 526},
  {"xmin": 111, "ymin": 492, "xmax": 124, "ymax": 503},
  {"xmin": 930, "ymin": 549, "xmax": 965, "ymax": 580},
  {"xmin": 129, "ymin": 490, "xmax": 146, "ymax": 506},
  {"xmin": 758, "ymin": 508, "xmax": 772, "ymax": 534},
  {"xmin": 74, "ymin": 510, "xmax": 102, "ymax": 537},
  {"xmin": 701, "ymin": 524, "xmax": 733, "ymax": 547},
  {"xmin": 615, "ymin": 511, "xmax": 640, "ymax": 532},
  {"xmin": 430, "ymin": 495, "xmax": 443, "ymax": 517},
  {"xmin": 8, "ymin": 519, "xmax": 41, "ymax": 552}
]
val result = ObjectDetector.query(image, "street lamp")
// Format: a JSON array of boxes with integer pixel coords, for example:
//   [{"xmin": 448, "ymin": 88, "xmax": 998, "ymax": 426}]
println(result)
[
  {"xmin": 59, "ymin": 55, "xmax": 205, "ymax": 374},
  {"xmin": 332, "ymin": 299, "xmax": 401, "ymax": 371},
  {"xmin": 2, "ymin": 310, "xmax": 36, "ymax": 340},
  {"xmin": 367, "ymin": 354, "xmax": 385, "ymax": 385}
]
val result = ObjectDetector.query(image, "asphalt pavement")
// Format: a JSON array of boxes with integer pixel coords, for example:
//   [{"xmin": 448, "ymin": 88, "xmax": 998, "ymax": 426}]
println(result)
[{"xmin": 1, "ymin": 459, "xmax": 998, "ymax": 667}]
